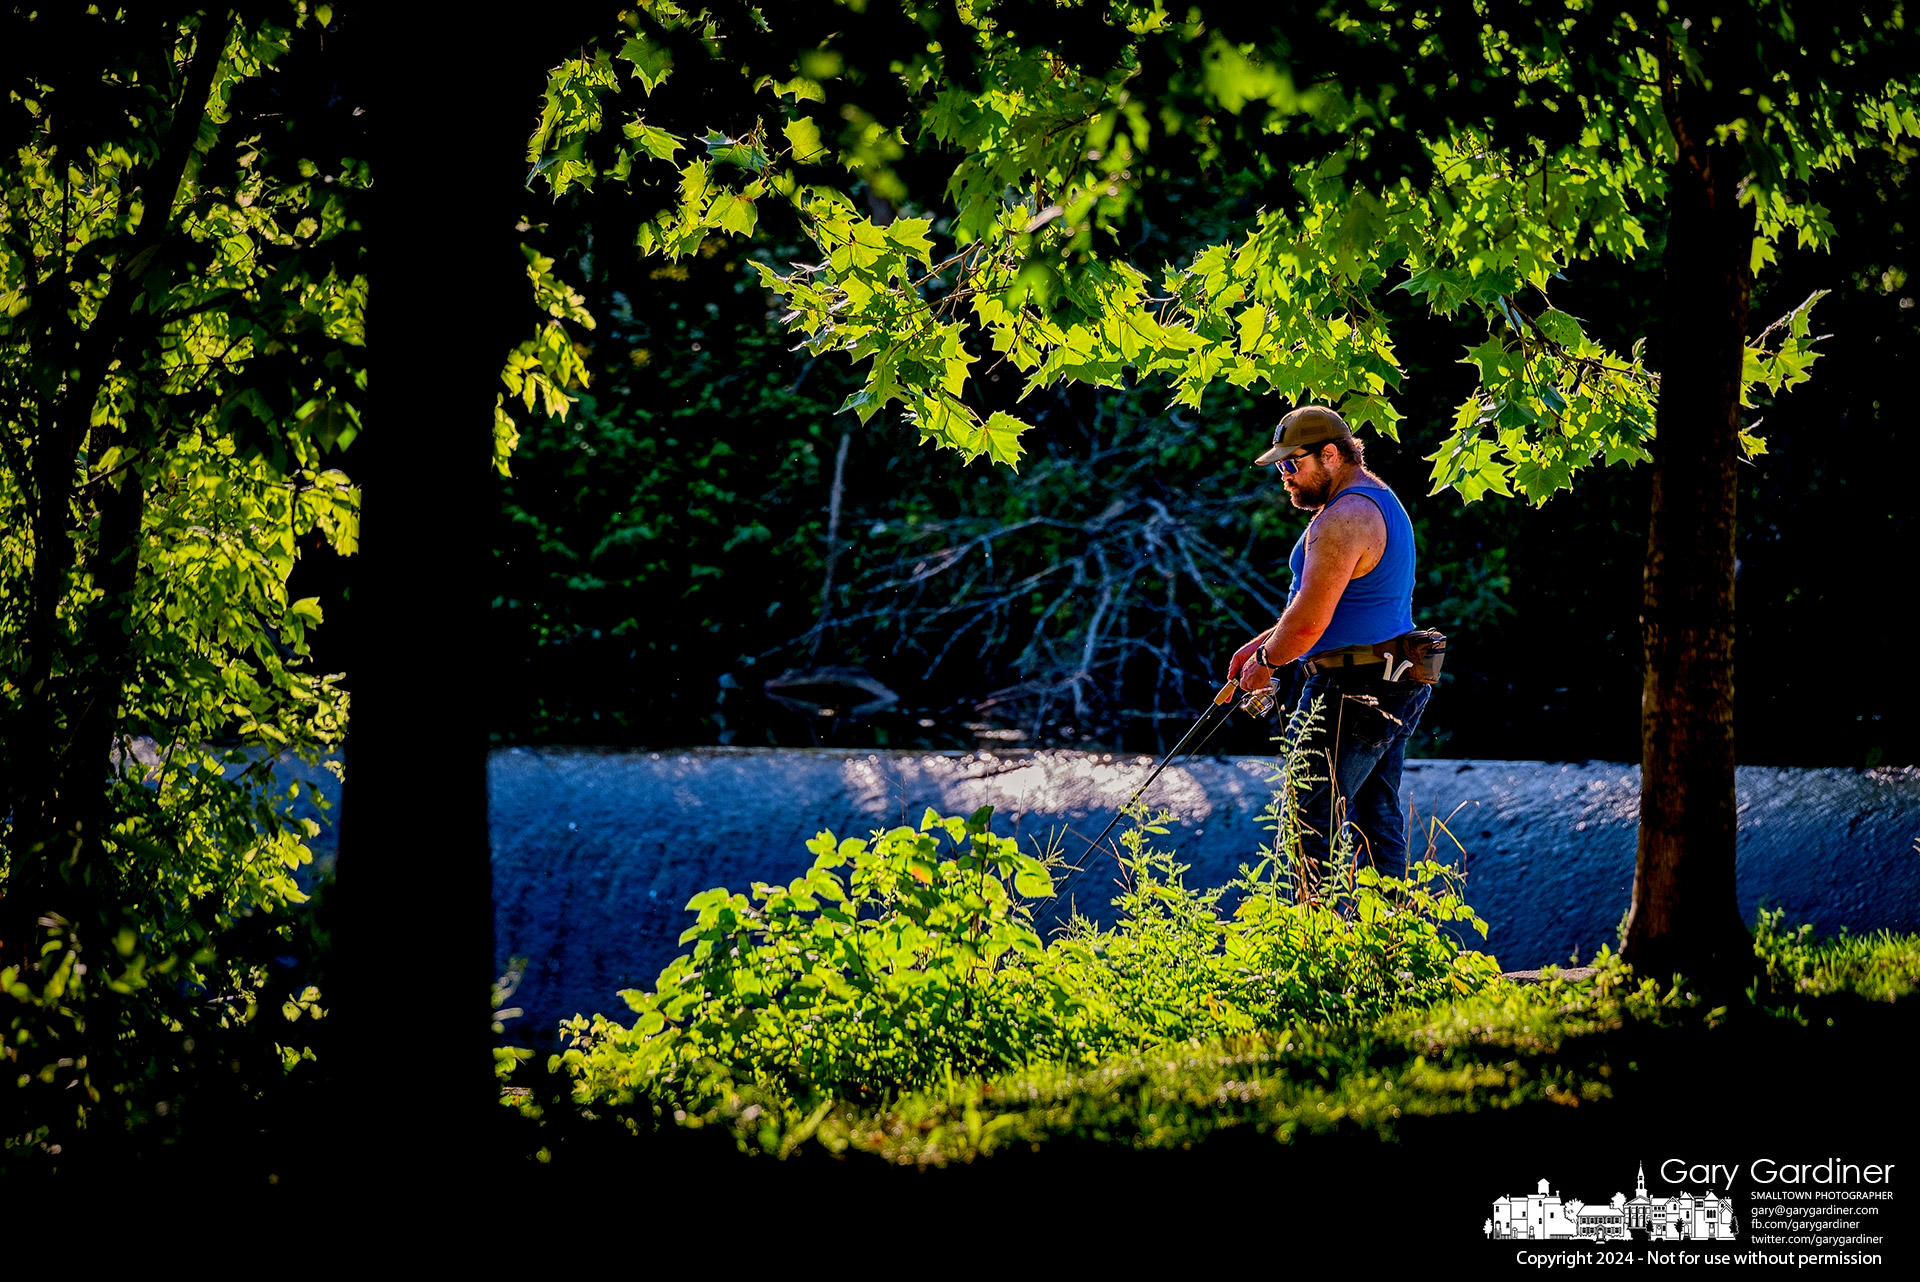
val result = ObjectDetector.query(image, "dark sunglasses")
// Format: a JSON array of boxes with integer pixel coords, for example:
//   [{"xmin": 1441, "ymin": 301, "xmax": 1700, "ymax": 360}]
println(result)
[{"xmin": 1274, "ymin": 449, "xmax": 1316, "ymax": 476}]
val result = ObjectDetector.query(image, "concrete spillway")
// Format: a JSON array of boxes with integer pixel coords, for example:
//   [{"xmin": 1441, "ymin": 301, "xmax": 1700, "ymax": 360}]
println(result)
[{"xmin": 473, "ymin": 747, "xmax": 1920, "ymax": 1043}]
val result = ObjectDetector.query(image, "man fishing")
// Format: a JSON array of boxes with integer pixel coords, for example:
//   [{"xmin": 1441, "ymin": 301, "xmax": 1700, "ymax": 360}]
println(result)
[{"xmin": 1227, "ymin": 405, "xmax": 1434, "ymax": 890}]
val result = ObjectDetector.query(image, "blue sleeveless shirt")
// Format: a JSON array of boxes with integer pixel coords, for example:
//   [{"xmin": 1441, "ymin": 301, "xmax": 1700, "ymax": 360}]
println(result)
[{"xmin": 1285, "ymin": 480, "xmax": 1417, "ymax": 659}]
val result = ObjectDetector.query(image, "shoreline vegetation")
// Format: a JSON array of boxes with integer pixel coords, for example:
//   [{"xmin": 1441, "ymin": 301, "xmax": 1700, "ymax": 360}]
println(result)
[
  {"xmin": 501, "ymin": 754, "xmax": 1920, "ymax": 1169},
  {"xmin": 506, "ymin": 927, "xmax": 1920, "ymax": 1170},
  {"xmin": 636, "ymin": 935, "xmax": 1919, "ymax": 1169}
]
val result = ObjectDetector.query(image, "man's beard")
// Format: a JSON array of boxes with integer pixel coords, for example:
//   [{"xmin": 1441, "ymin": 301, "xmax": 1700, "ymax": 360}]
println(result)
[{"xmin": 1288, "ymin": 472, "xmax": 1335, "ymax": 508}]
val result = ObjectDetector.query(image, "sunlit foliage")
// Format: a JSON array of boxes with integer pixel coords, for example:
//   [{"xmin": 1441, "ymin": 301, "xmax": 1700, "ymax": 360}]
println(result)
[
  {"xmin": 0, "ymin": 4, "xmax": 361, "ymax": 1167},
  {"xmin": 517, "ymin": 1, "xmax": 1904, "ymax": 499}
]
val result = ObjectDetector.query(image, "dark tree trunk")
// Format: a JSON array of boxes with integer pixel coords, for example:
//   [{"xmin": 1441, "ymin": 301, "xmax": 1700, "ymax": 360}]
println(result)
[
  {"xmin": 1621, "ymin": 95, "xmax": 1757, "ymax": 985},
  {"xmin": 325, "ymin": 9, "xmax": 601, "ymax": 1187},
  {"xmin": 58, "ymin": 472, "xmax": 149, "ymax": 908}
]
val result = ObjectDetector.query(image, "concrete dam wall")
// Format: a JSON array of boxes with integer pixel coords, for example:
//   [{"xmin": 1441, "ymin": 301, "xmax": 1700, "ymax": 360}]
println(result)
[{"xmin": 479, "ymin": 748, "xmax": 1920, "ymax": 1042}]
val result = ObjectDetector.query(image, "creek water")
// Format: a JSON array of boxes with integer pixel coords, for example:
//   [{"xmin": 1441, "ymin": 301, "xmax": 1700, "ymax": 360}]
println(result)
[
  {"xmin": 279, "ymin": 747, "xmax": 1920, "ymax": 1041},
  {"xmin": 476, "ymin": 748, "xmax": 1920, "ymax": 1042}
]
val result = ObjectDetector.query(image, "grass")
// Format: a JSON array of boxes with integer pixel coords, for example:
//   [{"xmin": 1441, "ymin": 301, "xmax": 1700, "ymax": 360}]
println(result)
[
  {"xmin": 1754, "ymin": 910, "xmax": 1920, "ymax": 1003},
  {"xmin": 654, "ymin": 926, "xmax": 1920, "ymax": 1167}
]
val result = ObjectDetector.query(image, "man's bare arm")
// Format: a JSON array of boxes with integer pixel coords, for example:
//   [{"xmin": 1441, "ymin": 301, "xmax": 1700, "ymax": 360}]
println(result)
[{"xmin": 1230, "ymin": 495, "xmax": 1386, "ymax": 684}]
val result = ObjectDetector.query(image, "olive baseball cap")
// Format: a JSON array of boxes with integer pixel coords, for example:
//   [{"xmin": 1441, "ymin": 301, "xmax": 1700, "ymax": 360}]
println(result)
[{"xmin": 1253, "ymin": 405, "xmax": 1351, "ymax": 465}]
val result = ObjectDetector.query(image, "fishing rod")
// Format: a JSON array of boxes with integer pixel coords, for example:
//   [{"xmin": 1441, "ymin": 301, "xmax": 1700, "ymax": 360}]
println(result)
[{"xmin": 1047, "ymin": 673, "xmax": 1279, "ymax": 904}]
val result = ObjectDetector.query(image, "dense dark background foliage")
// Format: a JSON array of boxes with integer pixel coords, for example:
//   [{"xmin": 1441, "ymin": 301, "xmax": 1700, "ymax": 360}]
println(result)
[{"xmin": 301, "ymin": 137, "xmax": 1917, "ymax": 766}]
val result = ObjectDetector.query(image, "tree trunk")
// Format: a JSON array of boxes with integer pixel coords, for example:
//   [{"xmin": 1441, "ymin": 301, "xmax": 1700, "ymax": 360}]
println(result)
[
  {"xmin": 325, "ymin": 9, "xmax": 601, "ymax": 1188},
  {"xmin": 1621, "ymin": 120, "xmax": 1756, "ymax": 986},
  {"xmin": 58, "ymin": 471, "xmax": 149, "ymax": 912}
]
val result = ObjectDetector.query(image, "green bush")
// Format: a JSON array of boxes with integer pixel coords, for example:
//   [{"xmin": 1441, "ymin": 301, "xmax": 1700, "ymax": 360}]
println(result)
[
  {"xmin": 737, "ymin": 953, "xmax": 1684, "ymax": 1165},
  {"xmin": 573, "ymin": 929, "xmax": 1920, "ymax": 1167},
  {"xmin": 545, "ymin": 698, "xmax": 1504, "ymax": 1118}
]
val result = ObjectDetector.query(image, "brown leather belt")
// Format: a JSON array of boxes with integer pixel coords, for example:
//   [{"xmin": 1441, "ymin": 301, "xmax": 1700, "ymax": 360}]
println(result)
[
  {"xmin": 1302, "ymin": 645, "xmax": 1388, "ymax": 676},
  {"xmin": 1304, "ymin": 632, "xmax": 1448, "ymax": 684}
]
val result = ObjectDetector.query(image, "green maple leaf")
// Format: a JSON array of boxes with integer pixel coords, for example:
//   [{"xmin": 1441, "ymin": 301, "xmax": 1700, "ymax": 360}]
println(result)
[
  {"xmin": 622, "ymin": 119, "xmax": 683, "ymax": 162},
  {"xmin": 618, "ymin": 34, "xmax": 673, "ymax": 94},
  {"xmin": 1461, "ymin": 337, "xmax": 1513, "ymax": 387},
  {"xmin": 703, "ymin": 131, "xmax": 767, "ymax": 172},
  {"xmin": 1533, "ymin": 309, "xmax": 1586, "ymax": 347},
  {"xmin": 784, "ymin": 115, "xmax": 827, "ymax": 164},
  {"xmin": 1512, "ymin": 451, "xmax": 1576, "ymax": 504},
  {"xmin": 715, "ymin": 193, "xmax": 759, "ymax": 237},
  {"xmin": 980, "ymin": 411, "xmax": 1029, "ymax": 469},
  {"xmin": 887, "ymin": 217, "xmax": 935, "ymax": 263}
]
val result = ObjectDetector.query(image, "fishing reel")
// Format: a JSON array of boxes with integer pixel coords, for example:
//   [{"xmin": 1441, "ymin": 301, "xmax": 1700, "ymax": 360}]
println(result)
[{"xmin": 1217, "ymin": 669, "xmax": 1281, "ymax": 719}]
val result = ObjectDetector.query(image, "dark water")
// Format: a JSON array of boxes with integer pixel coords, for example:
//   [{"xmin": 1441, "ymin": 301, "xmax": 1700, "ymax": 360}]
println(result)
[{"xmin": 459, "ymin": 748, "xmax": 1919, "ymax": 1042}]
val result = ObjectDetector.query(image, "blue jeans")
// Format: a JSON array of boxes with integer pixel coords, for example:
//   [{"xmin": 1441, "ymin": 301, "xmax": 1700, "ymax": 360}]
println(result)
[{"xmin": 1279, "ymin": 670, "xmax": 1432, "ymax": 889}]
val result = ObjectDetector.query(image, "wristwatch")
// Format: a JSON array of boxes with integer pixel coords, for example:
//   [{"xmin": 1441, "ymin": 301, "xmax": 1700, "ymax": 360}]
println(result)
[{"xmin": 1253, "ymin": 643, "xmax": 1273, "ymax": 669}]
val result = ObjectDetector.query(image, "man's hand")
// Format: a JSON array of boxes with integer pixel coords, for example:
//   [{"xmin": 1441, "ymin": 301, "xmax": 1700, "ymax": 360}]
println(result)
[{"xmin": 1228, "ymin": 635, "xmax": 1274, "ymax": 691}]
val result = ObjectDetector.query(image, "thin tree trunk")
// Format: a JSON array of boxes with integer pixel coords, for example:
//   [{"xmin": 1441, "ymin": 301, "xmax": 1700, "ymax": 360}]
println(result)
[
  {"xmin": 810, "ymin": 427, "xmax": 852, "ymax": 660},
  {"xmin": 56, "ymin": 472, "xmax": 148, "ymax": 912},
  {"xmin": 1621, "ymin": 111, "xmax": 1755, "ymax": 984}
]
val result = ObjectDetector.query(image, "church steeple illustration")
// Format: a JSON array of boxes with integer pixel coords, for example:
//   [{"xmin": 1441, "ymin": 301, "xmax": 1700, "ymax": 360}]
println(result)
[{"xmin": 1490, "ymin": 1161, "xmax": 1734, "ymax": 1242}]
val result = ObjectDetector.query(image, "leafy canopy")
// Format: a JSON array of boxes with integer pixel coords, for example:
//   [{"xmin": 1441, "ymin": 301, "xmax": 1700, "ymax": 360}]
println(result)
[{"xmin": 517, "ymin": 1, "xmax": 1913, "ymax": 501}]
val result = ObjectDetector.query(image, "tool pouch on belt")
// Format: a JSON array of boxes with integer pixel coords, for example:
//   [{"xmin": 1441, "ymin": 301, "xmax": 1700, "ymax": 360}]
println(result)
[{"xmin": 1373, "ymin": 629, "xmax": 1448, "ymax": 684}]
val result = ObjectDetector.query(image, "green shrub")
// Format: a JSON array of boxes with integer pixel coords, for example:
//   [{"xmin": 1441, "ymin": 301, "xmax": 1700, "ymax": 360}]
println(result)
[
  {"xmin": 761, "ymin": 930, "xmax": 1920, "ymax": 1166},
  {"xmin": 545, "ymin": 698, "xmax": 1504, "ymax": 1118},
  {"xmin": 560, "ymin": 805, "xmax": 1071, "ymax": 1109},
  {"xmin": 745, "ymin": 953, "xmax": 1685, "ymax": 1165}
]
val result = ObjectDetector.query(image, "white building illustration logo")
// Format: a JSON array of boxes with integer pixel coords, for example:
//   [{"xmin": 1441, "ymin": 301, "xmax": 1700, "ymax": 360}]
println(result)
[{"xmin": 1487, "ymin": 1163, "xmax": 1739, "ymax": 1241}]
